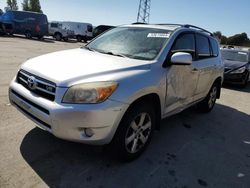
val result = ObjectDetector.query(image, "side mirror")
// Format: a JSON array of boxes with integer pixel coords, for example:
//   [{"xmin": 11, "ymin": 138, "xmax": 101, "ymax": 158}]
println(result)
[{"xmin": 171, "ymin": 52, "xmax": 192, "ymax": 65}]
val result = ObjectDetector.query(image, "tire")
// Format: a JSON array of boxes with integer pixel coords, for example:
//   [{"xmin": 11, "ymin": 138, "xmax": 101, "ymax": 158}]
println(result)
[
  {"xmin": 110, "ymin": 103, "xmax": 155, "ymax": 161},
  {"xmin": 63, "ymin": 37, "xmax": 68, "ymax": 42},
  {"xmin": 54, "ymin": 33, "xmax": 62, "ymax": 41},
  {"xmin": 197, "ymin": 83, "xmax": 219, "ymax": 113},
  {"xmin": 25, "ymin": 31, "xmax": 32, "ymax": 39},
  {"xmin": 76, "ymin": 35, "xmax": 82, "ymax": 42},
  {"xmin": 38, "ymin": 35, "xmax": 44, "ymax": 40}
]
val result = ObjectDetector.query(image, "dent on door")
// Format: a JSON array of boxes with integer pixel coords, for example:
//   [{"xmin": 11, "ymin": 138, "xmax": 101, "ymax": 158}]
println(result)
[{"xmin": 164, "ymin": 65, "xmax": 198, "ymax": 114}]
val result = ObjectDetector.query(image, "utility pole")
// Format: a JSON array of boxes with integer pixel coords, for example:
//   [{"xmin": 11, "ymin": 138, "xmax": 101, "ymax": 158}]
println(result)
[{"xmin": 137, "ymin": 0, "xmax": 151, "ymax": 23}]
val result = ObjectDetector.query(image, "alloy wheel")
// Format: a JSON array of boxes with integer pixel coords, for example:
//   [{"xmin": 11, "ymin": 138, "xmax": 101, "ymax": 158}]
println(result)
[
  {"xmin": 125, "ymin": 113, "xmax": 152, "ymax": 154},
  {"xmin": 208, "ymin": 86, "xmax": 217, "ymax": 109}
]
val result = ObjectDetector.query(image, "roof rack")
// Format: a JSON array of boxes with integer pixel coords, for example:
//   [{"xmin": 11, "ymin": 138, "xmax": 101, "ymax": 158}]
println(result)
[
  {"xmin": 130, "ymin": 23, "xmax": 214, "ymax": 36},
  {"xmin": 183, "ymin": 24, "xmax": 213, "ymax": 36}
]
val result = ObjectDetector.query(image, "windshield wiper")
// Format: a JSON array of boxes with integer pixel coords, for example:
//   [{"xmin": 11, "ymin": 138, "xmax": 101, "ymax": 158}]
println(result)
[
  {"xmin": 83, "ymin": 46, "xmax": 95, "ymax": 52},
  {"xmin": 98, "ymin": 51, "xmax": 129, "ymax": 58}
]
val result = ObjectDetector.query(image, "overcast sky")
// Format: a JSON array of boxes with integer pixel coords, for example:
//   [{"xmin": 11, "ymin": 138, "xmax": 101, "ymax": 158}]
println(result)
[{"xmin": 0, "ymin": 0, "xmax": 249, "ymax": 37}]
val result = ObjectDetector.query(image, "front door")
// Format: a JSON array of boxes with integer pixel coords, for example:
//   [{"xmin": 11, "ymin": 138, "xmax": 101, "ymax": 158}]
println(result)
[{"xmin": 164, "ymin": 33, "xmax": 199, "ymax": 114}]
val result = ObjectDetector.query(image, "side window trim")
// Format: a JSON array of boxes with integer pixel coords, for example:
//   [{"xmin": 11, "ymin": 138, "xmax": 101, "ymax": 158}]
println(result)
[
  {"xmin": 167, "ymin": 31, "xmax": 196, "ymax": 62},
  {"xmin": 195, "ymin": 33, "xmax": 214, "ymax": 60},
  {"xmin": 209, "ymin": 38, "xmax": 219, "ymax": 57}
]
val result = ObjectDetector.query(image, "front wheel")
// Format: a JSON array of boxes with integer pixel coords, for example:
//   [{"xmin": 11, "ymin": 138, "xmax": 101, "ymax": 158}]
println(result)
[
  {"xmin": 110, "ymin": 103, "xmax": 155, "ymax": 161},
  {"xmin": 54, "ymin": 33, "xmax": 62, "ymax": 41},
  {"xmin": 76, "ymin": 35, "xmax": 82, "ymax": 42},
  {"xmin": 197, "ymin": 83, "xmax": 219, "ymax": 113}
]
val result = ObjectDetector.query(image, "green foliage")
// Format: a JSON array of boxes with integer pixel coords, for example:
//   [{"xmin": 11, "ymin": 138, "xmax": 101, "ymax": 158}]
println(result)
[
  {"xmin": 227, "ymin": 33, "xmax": 250, "ymax": 46},
  {"xmin": 213, "ymin": 31, "xmax": 250, "ymax": 47},
  {"xmin": 22, "ymin": 0, "xmax": 30, "ymax": 11},
  {"xmin": 22, "ymin": 0, "xmax": 42, "ymax": 13},
  {"xmin": 29, "ymin": 0, "xmax": 42, "ymax": 13},
  {"xmin": 6, "ymin": 0, "xmax": 18, "ymax": 10}
]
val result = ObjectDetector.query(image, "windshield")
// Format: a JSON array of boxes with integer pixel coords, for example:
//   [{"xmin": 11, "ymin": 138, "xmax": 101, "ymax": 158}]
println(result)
[
  {"xmin": 86, "ymin": 27, "xmax": 172, "ymax": 60},
  {"xmin": 221, "ymin": 50, "xmax": 248, "ymax": 62}
]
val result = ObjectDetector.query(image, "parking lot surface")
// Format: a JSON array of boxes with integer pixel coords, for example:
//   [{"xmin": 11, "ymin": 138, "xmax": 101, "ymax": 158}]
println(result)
[{"xmin": 0, "ymin": 36, "xmax": 250, "ymax": 188}]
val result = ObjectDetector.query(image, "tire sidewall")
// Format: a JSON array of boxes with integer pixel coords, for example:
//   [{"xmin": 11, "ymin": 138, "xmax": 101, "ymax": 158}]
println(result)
[{"xmin": 112, "ymin": 103, "xmax": 155, "ymax": 161}]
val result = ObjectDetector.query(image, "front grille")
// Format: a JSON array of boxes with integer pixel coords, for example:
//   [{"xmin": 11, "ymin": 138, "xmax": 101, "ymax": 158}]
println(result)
[{"xmin": 17, "ymin": 70, "xmax": 56, "ymax": 101}]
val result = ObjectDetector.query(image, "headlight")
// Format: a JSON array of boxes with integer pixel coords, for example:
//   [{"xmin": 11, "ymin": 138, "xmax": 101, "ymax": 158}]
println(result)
[
  {"xmin": 230, "ymin": 67, "xmax": 246, "ymax": 74},
  {"xmin": 62, "ymin": 81, "xmax": 118, "ymax": 104}
]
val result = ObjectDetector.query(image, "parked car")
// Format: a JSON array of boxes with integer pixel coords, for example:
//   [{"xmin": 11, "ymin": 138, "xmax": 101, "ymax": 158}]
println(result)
[
  {"xmin": 221, "ymin": 49, "xmax": 250, "ymax": 87},
  {"xmin": 9, "ymin": 24, "xmax": 223, "ymax": 160},
  {"xmin": 92, "ymin": 25, "xmax": 115, "ymax": 38},
  {"xmin": 53, "ymin": 21, "xmax": 93, "ymax": 42},
  {"xmin": 49, "ymin": 21, "xmax": 75, "ymax": 41},
  {"xmin": 0, "ymin": 10, "xmax": 48, "ymax": 39}
]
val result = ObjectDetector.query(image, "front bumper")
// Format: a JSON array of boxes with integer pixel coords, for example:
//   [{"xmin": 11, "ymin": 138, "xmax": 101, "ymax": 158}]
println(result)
[
  {"xmin": 224, "ymin": 71, "xmax": 248, "ymax": 84},
  {"xmin": 9, "ymin": 80, "xmax": 129, "ymax": 145}
]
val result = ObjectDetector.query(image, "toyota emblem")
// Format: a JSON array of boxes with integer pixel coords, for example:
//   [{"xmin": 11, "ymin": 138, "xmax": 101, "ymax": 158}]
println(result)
[{"xmin": 27, "ymin": 76, "xmax": 37, "ymax": 90}]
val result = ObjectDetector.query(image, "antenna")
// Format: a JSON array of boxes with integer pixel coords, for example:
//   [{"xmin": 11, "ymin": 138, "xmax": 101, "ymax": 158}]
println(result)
[{"xmin": 137, "ymin": 0, "xmax": 151, "ymax": 23}]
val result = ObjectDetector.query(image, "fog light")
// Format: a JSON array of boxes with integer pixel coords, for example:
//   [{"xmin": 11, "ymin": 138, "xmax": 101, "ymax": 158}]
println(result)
[{"xmin": 84, "ymin": 128, "xmax": 94, "ymax": 137}]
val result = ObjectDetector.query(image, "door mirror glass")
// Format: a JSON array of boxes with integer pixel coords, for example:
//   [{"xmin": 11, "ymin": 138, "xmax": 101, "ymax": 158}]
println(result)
[{"xmin": 171, "ymin": 52, "xmax": 192, "ymax": 65}]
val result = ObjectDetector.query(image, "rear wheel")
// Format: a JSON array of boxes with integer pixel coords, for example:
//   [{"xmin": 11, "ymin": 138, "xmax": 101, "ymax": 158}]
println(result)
[
  {"xmin": 25, "ymin": 31, "xmax": 32, "ymax": 39},
  {"xmin": 37, "ymin": 35, "xmax": 44, "ymax": 40},
  {"xmin": 197, "ymin": 83, "xmax": 219, "ymax": 113},
  {"xmin": 110, "ymin": 103, "xmax": 155, "ymax": 161}
]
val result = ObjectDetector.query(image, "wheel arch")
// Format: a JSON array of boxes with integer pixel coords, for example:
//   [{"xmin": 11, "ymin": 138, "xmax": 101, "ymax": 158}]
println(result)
[
  {"xmin": 213, "ymin": 76, "xmax": 223, "ymax": 99},
  {"xmin": 121, "ymin": 93, "xmax": 162, "ymax": 130}
]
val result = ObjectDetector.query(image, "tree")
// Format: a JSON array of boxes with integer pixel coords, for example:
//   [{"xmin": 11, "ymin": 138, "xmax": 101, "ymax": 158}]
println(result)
[
  {"xmin": 29, "ymin": 0, "xmax": 42, "ymax": 13},
  {"xmin": 227, "ymin": 33, "xmax": 250, "ymax": 46},
  {"xmin": 22, "ymin": 0, "xmax": 30, "ymax": 11},
  {"xmin": 213, "ymin": 31, "xmax": 222, "ymax": 40},
  {"xmin": 6, "ymin": 0, "xmax": 18, "ymax": 10},
  {"xmin": 220, "ymin": 35, "xmax": 228, "ymax": 45}
]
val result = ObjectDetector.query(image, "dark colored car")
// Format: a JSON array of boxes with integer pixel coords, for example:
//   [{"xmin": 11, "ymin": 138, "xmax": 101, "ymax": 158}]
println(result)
[
  {"xmin": 222, "ymin": 49, "xmax": 250, "ymax": 87},
  {"xmin": 0, "ymin": 11, "xmax": 48, "ymax": 39},
  {"xmin": 92, "ymin": 25, "xmax": 115, "ymax": 38}
]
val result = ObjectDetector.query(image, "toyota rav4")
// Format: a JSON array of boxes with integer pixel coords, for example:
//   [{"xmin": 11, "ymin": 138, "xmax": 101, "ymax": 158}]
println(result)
[{"xmin": 9, "ymin": 24, "xmax": 224, "ymax": 160}]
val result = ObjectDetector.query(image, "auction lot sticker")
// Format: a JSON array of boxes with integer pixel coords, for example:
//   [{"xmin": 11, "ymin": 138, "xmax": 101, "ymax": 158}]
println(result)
[{"xmin": 147, "ymin": 33, "xmax": 170, "ymax": 38}]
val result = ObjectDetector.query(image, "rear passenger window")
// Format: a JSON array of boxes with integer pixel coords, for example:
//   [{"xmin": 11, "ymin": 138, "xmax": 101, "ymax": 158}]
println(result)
[
  {"xmin": 210, "ymin": 38, "xmax": 219, "ymax": 57},
  {"xmin": 196, "ymin": 34, "xmax": 210, "ymax": 59},
  {"xmin": 171, "ymin": 33, "xmax": 195, "ymax": 58}
]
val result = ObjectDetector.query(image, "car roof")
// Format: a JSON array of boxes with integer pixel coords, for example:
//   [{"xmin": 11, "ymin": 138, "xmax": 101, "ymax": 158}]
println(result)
[
  {"xmin": 121, "ymin": 23, "xmax": 214, "ymax": 37},
  {"xmin": 122, "ymin": 24, "xmax": 181, "ymax": 31}
]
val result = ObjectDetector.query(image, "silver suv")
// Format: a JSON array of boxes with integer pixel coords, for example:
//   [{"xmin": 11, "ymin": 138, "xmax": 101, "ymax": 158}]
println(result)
[{"xmin": 9, "ymin": 24, "xmax": 224, "ymax": 160}]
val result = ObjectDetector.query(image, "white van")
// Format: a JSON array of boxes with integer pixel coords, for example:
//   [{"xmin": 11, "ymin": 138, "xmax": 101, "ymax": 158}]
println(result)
[
  {"xmin": 62, "ymin": 21, "xmax": 93, "ymax": 42},
  {"xmin": 49, "ymin": 21, "xmax": 75, "ymax": 41}
]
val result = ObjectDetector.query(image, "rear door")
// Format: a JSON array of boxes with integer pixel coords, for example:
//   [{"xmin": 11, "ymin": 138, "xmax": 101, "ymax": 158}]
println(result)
[
  {"xmin": 193, "ymin": 34, "xmax": 218, "ymax": 100},
  {"xmin": 164, "ymin": 32, "xmax": 200, "ymax": 114}
]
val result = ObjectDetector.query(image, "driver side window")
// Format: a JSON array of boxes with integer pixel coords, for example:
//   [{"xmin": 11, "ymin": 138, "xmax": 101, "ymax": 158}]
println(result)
[{"xmin": 171, "ymin": 33, "xmax": 195, "ymax": 59}]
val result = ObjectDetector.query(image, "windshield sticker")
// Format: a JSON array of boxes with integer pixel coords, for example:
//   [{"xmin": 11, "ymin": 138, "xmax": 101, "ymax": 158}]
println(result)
[
  {"xmin": 238, "ymin": 52, "xmax": 247, "ymax": 55},
  {"xmin": 147, "ymin": 33, "xmax": 170, "ymax": 38}
]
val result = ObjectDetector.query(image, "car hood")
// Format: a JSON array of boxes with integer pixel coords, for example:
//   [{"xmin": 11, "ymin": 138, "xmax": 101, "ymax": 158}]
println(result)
[
  {"xmin": 224, "ymin": 59, "xmax": 247, "ymax": 69},
  {"xmin": 21, "ymin": 48, "xmax": 152, "ymax": 87}
]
